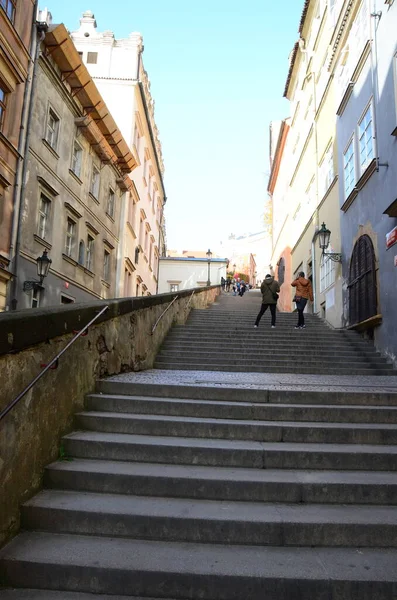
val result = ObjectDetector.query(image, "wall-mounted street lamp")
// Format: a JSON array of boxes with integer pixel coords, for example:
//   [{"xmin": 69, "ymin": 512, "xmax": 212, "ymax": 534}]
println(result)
[
  {"xmin": 23, "ymin": 249, "xmax": 52, "ymax": 292},
  {"xmin": 318, "ymin": 223, "xmax": 342, "ymax": 262},
  {"xmin": 206, "ymin": 248, "xmax": 212, "ymax": 286}
]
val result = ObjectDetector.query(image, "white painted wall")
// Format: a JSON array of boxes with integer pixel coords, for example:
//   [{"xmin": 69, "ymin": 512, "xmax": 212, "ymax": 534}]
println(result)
[{"xmin": 158, "ymin": 259, "xmax": 228, "ymax": 294}]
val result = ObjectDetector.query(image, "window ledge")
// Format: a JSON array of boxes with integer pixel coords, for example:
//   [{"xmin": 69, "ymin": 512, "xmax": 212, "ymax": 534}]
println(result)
[
  {"xmin": 42, "ymin": 139, "xmax": 59, "ymax": 159},
  {"xmin": 89, "ymin": 192, "xmax": 100, "ymax": 204},
  {"xmin": 356, "ymin": 158, "xmax": 377, "ymax": 191},
  {"xmin": 106, "ymin": 212, "xmax": 115, "ymax": 223},
  {"xmin": 392, "ymin": 126, "xmax": 397, "ymax": 137},
  {"xmin": 101, "ymin": 279, "xmax": 110, "ymax": 288},
  {"xmin": 84, "ymin": 267, "xmax": 95, "ymax": 278},
  {"xmin": 69, "ymin": 169, "xmax": 83, "ymax": 185},
  {"xmin": 348, "ymin": 313, "xmax": 382, "ymax": 332},
  {"xmin": 143, "ymin": 254, "xmax": 148, "ymax": 263},
  {"xmin": 126, "ymin": 221, "xmax": 137, "ymax": 238},
  {"xmin": 33, "ymin": 234, "xmax": 52, "ymax": 250},
  {"xmin": 62, "ymin": 253, "xmax": 77, "ymax": 266},
  {"xmin": 341, "ymin": 187, "xmax": 359, "ymax": 212}
]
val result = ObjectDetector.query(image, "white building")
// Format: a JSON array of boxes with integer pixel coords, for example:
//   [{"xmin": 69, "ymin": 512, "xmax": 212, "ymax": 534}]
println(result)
[
  {"xmin": 158, "ymin": 257, "xmax": 228, "ymax": 294},
  {"xmin": 70, "ymin": 11, "xmax": 166, "ymax": 297},
  {"xmin": 216, "ymin": 230, "xmax": 271, "ymax": 282}
]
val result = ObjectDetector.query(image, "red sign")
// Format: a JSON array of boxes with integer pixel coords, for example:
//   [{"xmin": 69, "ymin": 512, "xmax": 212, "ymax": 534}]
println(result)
[
  {"xmin": 64, "ymin": 282, "xmax": 69, "ymax": 289},
  {"xmin": 386, "ymin": 227, "xmax": 397, "ymax": 249}
]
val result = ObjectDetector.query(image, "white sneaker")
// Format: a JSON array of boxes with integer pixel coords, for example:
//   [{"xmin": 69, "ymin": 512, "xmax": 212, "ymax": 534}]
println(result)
[
  {"xmin": 254, "ymin": 325, "xmax": 258, "ymax": 328},
  {"xmin": 271, "ymin": 325, "xmax": 276, "ymax": 328}
]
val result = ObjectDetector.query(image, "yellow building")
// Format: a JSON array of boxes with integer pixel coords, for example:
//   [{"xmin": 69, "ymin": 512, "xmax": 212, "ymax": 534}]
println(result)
[{"xmin": 275, "ymin": 0, "xmax": 345, "ymax": 327}]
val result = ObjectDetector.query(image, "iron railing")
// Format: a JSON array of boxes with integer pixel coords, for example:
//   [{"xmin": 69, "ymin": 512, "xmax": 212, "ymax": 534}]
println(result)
[{"xmin": 151, "ymin": 295, "xmax": 179, "ymax": 335}]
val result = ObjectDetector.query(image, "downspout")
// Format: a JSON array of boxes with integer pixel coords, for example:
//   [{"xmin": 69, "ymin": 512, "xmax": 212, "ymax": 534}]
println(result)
[
  {"xmin": 155, "ymin": 197, "xmax": 167, "ymax": 294},
  {"xmin": 369, "ymin": 2, "xmax": 384, "ymax": 172},
  {"xmin": 311, "ymin": 69, "xmax": 320, "ymax": 314},
  {"xmin": 10, "ymin": 21, "xmax": 47, "ymax": 310},
  {"xmin": 8, "ymin": 1, "xmax": 39, "ymax": 308},
  {"xmin": 115, "ymin": 189, "xmax": 127, "ymax": 297}
]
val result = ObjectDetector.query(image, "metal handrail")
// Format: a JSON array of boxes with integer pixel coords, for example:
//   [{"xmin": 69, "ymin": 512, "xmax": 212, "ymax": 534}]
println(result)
[
  {"xmin": 185, "ymin": 289, "xmax": 195, "ymax": 311},
  {"xmin": 0, "ymin": 305, "xmax": 109, "ymax": 422},
  {"xmin": 151, "ymin": 295, "xmax": 179, "ymax": 335}
]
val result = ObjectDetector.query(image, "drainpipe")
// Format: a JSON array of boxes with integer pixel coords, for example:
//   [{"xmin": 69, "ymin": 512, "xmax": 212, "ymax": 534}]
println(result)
[
  {"xmin": 8, "ymin": 1, "xmax": 39, "ymax": 308},
  {"xmin": 9, "ymin": 21, "xmax": 48, "ymax": 310},
  {"xmin": 311, "ymin": 228, "xmax": 320, "ymax": 313},
  {"xmin": 155, "ymin": 197, "xmax": 167, "ymax": 294},
  {"xmin": 369, "ymin": 2, "xmax": 387, "ymax": 171}
]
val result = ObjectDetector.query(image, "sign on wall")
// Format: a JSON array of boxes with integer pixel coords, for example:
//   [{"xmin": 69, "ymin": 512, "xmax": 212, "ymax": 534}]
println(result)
[{"xmin": 386, "ymin": 226, "xmax": 397, "ymax": 250}]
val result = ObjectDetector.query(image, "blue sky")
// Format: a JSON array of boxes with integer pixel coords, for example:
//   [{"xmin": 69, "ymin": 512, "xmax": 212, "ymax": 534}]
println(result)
[{"xmin": 48, "ymin": 1, "xmax": 303, "ymax": 250}]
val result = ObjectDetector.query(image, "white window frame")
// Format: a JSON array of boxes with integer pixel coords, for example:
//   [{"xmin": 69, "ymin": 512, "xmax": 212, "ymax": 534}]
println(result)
[
  {"xmin": 343, "ymin": 135, "xmax": 355, "ymax": 198},
  {"xmin": 38, "ymin": 194, "xmax": 51, "ymax": 239},
  {"xmin": 45, "ymin": 107, "xmax": 60, "ymax": 150},
  {"xmin": 90, "ymin": 164, "xmax": 100, "ymax": 199},
  {"xmin": 170, "ymin": 283, "xmax": 179, "ymax": 292},
  {"xmin": 107, "ymin": 188, "xmax": 115, "ymax": 218},
  {"xmin": 65, "ymin": 217, "xmax": 76, "ymax": 257},
  {"xmin": 31, "ymin": 287, "xmax": 40, "ymax": 308},
  {"xmin": 103, "ymin": 249, "xmax": 110, "ymax": 281},
  {"xmin": 319, "ymin": 141, "xmax": 334, "ymax": 198},
  {"xmin": 71, "ymin": 140, "xmax": 83, "ymax": 178},
  {"xmin": 358, "ymin": 102, "xmax": 375, "ymax": 174},
  {"xmin": 86, "ymin": 235, "xmax": 94, "ymax": 271},
  {"xmin": 320, "ymin": 252, "xmax": 336, "ymax": 293}
]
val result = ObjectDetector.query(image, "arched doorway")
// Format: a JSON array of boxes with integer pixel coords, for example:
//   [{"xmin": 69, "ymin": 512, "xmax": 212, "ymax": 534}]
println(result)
[{"xmin": 348, "ymin": 235, "xmax": 377, "ymax": 326}]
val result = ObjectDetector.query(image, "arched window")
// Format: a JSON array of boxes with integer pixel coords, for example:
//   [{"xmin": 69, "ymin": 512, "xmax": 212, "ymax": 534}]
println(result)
[
  {"xmin": 348, "ymin": 235, "xmax": 377, "ymax": 326},
  {"xmin": 78, "ymin": 240, "xmax": 85, "ymax": 265},
  {"xmin": 277, "ymin": 257, "xmax": 285, "ymax": 286}
]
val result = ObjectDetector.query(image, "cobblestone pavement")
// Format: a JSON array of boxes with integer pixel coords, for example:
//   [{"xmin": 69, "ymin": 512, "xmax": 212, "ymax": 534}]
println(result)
[{"xmin": 106, "ymin": 369, "xmax": 397, "ymax": 393}]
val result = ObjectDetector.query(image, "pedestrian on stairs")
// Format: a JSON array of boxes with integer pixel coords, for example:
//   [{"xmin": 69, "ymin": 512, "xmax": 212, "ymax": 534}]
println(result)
[
  {"xmin": 254, "ymin": 274, "xmax": 280, "ymax": 329},
  {"xmin": 291, "ymin": 271, "xmax": 314, "ymax": 329}
]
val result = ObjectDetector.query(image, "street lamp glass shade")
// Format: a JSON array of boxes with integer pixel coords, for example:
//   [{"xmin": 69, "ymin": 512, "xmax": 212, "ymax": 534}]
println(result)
[
  {"xmin": 36, "ymin": 249, "xmax": 52, "ymax": 280},
  {"xmin": 206, "ymin": 249, "xmax": 212, "ymax": 259},
  {"xmin": 318, "ymin": 222, "xmax": 331, "ymax": 250}
]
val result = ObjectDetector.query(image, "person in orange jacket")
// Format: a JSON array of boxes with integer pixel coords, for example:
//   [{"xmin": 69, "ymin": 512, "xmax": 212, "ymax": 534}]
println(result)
[{"xmin": 291, "ymin": 271, "xmax": 313, "ymax": 329}]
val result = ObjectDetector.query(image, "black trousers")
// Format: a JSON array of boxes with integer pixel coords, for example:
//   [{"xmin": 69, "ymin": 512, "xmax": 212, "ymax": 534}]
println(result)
[
  {"xmin": 255, "ymin": 303, "xmax": 276, "ymax": 326},
  {"xmin": 296, "ymin": 297, "xmax": 308, "ymax": 326}
]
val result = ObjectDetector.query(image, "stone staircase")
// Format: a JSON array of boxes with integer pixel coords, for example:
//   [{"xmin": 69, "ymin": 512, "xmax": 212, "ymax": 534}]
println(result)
[
  {"xmin": 2, "ymin": 291, "xmax": 397, "ymax": 598},
  {"xmin": 155, "ymin": 291, "xmax": 395, "ymax": 375}
]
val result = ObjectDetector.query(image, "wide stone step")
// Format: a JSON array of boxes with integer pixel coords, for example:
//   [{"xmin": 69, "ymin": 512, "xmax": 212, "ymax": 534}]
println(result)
[
  {"xmin": 154, "ymin": 360, "xmax": 394, "ymax": 375},
  {"xmin": 96, "ymin": 380, "xmax": 397, "ymax": 406},
  {"xmin": 170, "ymin": 326, "xmax": 361, "ymax": 338},
  {"xmin": 45, "ymin": 459, "xmax": 397, "ymax": 504},
  {"xmin": 63, "ymin": 430, "xmax": 397, "ymax": 471},
  {"xmin": 75, "ymin": 411, "xmax": 397, "ymax": 444},
  {"xmin": 0, "ymin": 592, "xmax": 151, "ymax": 600},
  {"xmin": 85, "ymin": 394, "xmax": 397, "ymax": 423},
  {"xmin": 21, "ymin": 489, "xmax": 397, "ymax": 547},
  {"xmin": 155, "ymin": 352, "xmax": 387, "ymax": 368},
  {"xmin": 1, "ymin": 532, "xmax": 397, "ymax": 599},
  {"xmin": 159, "ymin": 344, "xmax": 382, "ymax": 360}
]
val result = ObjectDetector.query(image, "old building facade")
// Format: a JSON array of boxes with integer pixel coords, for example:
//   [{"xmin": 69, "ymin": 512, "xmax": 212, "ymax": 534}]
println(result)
[
  {"xmin": 0, "ymin": 0, "xmax": 36, "ymax": 309},
  {"xmin": 13, "ymin": 23, "xmax": 135, "ymax": 309},
  {"xmin": 335, "ymin": 0, "xmax": 397, "ymax": 364},
  {"xmin": 70, "ymin": 11, "xmax": 166, "ymax": 298}
]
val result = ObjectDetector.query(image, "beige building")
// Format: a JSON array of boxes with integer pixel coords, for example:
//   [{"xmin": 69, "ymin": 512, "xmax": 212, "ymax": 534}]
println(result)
[
  {"xmin": 70, "ymin": 12, "xmax": 166, "ymax": 298},
  {"xmin": 14, "ymin": 23, "xmax": 135, "ymax": 308},
  {"xmin": 272, "ymin": 0, "xmax": 345, "ymax": 327}
]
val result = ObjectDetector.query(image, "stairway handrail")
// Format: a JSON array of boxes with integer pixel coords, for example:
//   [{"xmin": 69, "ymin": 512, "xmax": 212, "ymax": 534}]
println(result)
[
  {"xmin": 151, "ymin": 295, "xmax": 179, "ymax": 335},
  {"xmin": 0, "ymin": 305, "xmax": 109, "ymax": 422},
  {"xmin": 185, "ymin": 289, "xmax": 195, "ymax": 311}
]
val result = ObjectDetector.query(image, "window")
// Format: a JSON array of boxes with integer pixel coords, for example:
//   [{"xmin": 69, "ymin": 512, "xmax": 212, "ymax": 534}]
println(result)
[
  {"xmin": 90, "ymin": 165, "xmax": 100, "ymax": 198},
  {"xmin": 0, "ymin": 83, "xmax": 6, "ymax": 130},
  {"xmin": 38, "ymin": 194, "xmax": 51, "ymax": 239},
  {"xmin": 86, "ymin": 235, "xmax": 94, "ymax": 271},
  {"xmin": 103, "ymin": 250, "xmax": 110, "ymax": 281},
  {"xmin": 348, "ymin": 235, "xmax": 377, "ymax": 326},
  {"xmin": 358, "ymin": 105, "xmax": 374, "ymax": 173},
  {"xmin": 71, "ymin": 141, "xmax": 83, "ymax": 177},
  {"xmin": 87, "ymin": 52, "xmax": 98, "ymax": 64},
  {"xmin": 343, "ymin": 137, "xmax": 355, "ymax": 197},
  {"xmin": 319, "ymin": 143, "xmax": 335, "ymax": 197},
  {"xmin": 31, "ymin": 288, "xmax": 40, "ymax": 309},
  {"xmin": 320, "ymin": 254, "xmax": 336, "ymax": 292},
  {"xmin": 135, "ymin": 246, "xmax": 140, "ymax": 263},
  {"xmin": 61, "ymin": 294, "xmax": 75, "ymax": 304},
  {"xmin": 107, "ymin": 189, "xmax": 115, "ymax": 218},
  {"xmin": 46, "ymin": 108, "xmax": 60, "ymax": 149},
  {"xmin": 277, "ymin": 257, "xmax": 285, "ymax": 286},
  {"xmin": 65, "ymin": 218, "xmax": 76, "ymax": 257},
  {"xmin": 78, "ymin": 240, "xmax": 85, "ymax": 265},
  {"xmin": 0, "ymin": 0, "xmax": 16, "ymax": 21},
  {"xmin": 170, "ymin": 284, "xmax": 179, "ymax": 292}
]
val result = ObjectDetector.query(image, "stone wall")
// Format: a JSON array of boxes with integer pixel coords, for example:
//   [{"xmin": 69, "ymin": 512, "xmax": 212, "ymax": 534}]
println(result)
[{"xmin": 0, "ymin": 286, "xmax": 219, "ymax": 547}]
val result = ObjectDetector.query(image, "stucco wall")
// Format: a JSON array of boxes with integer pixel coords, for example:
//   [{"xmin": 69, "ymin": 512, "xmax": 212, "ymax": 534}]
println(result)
[{"xmin": 0, "ymin": 285, "xmax": 219, "ymax": 547}]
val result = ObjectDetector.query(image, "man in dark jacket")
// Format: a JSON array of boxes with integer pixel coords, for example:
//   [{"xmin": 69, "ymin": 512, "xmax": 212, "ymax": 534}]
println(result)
[{"xmin": 254, "ymin": 274, "xmax": 280, "ymax": 328}]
